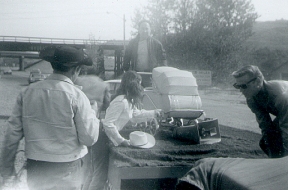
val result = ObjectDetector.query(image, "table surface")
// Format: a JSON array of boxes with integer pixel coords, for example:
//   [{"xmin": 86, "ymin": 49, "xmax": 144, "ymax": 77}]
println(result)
[{"xmin": 107, "ymin": 124, "xmax": 267, "ymax": 189}]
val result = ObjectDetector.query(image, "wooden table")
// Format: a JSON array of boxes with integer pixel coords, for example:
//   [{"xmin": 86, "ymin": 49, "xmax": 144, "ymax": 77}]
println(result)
[
  {"xmin": 108, "ymin": 154, "xmax": 191, "ymax": 190},
  {"xmin": 107, "ymin": 125, "xmax": 266, "ymax": 190}
]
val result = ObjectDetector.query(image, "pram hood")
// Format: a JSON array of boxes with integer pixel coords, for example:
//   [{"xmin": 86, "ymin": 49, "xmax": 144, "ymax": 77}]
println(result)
[{"xmin": 152, "ymin": 66, "xmax": 199, "ymax": 96}]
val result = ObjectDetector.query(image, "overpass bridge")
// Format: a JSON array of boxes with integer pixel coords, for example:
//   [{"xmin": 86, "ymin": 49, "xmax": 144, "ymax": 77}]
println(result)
[
  {"xmin": 0, "ymin": 36, "xmax": 90, "ymax": 52},
  {"xmin": 0, "ymin": 36, "xmax": 126, "ymax": 76}
]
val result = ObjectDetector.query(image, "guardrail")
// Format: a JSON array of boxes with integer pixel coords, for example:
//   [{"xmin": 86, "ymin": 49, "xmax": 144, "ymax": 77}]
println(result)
[{"xmin": 0, "ymin": 36, "xmax": 109, "ymax": 45}]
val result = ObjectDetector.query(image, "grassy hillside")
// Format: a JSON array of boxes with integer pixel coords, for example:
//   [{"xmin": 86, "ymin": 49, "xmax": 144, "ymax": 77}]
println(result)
[{"xmin": 246, "ymin": 20, "xmax": 288, "ymax": 50}]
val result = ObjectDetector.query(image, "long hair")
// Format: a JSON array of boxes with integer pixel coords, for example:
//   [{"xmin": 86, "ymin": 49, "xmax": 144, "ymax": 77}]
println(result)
[{"xmin": 115, "ymin": 71, "xmax": 143, "ymax": 107}]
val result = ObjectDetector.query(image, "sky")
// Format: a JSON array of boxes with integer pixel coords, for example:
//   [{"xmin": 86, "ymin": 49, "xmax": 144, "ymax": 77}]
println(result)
[{"xmin": 0, "ymin": 0, "xmax": 287, "ymax": 40}]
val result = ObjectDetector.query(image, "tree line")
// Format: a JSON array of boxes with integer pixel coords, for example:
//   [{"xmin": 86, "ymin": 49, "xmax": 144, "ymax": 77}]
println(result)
[{"xmin": 131, "ymin": 0, "xmax": 288, "ymax": 86}]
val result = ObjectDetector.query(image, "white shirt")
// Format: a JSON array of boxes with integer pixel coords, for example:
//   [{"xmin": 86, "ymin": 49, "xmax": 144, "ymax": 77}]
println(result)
[
  {"xmin": 136, "ymin": 40, "xmax": 150, "ymax": 72},
  {"xmin": 102, "ymin": 95, "xmax": 156, "ymax": 146}
]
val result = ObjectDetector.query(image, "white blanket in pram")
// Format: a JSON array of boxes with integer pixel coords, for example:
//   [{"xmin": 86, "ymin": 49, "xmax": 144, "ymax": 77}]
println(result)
[
  {"xmin": 143, "ymin": 67, "xmax": 202, "ymax": 112},
  {"xmin": 152, "ymin": 66, "xmax": 199, "ymax": 96}
]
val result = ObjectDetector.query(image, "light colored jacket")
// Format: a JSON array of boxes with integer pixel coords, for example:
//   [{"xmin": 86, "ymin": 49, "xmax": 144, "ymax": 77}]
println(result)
[
  {"xmin": 1, "ymin": 74, "xmax": 99, "ymax": 177},
  {"xmin": 74, "ymin": 75, "xmax": 110, "ymax": 115},
  {"xmin": 102, "ymin": 95, "xmax": 156, "ymax": 146}
]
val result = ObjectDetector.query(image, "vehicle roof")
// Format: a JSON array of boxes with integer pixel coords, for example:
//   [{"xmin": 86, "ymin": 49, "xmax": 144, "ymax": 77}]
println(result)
[
  {"xmin": 30, "ymin": 69, "xmax": 41, "ymax": 73},
  {"xmin": 105, "ymin": 79, "xmax": 121, "ymax": 83}
]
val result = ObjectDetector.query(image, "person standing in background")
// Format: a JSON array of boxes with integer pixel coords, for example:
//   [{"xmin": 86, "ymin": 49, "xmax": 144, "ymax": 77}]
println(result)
[
  {"xmin": 75, "ymin": 73, "xmax": 110, "ymax": 118},
  {"xmin": 123, "ymin": 20, "xmax": 167, "ymax": 73},
  {"xmin": 75, "ymin": 73, "xmax": 111, "ymax": 190}
]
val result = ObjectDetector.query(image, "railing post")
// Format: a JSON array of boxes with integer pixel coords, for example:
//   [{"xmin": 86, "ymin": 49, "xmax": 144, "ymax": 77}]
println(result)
[{"xmin": 19, "ymin": 56, "xmax": 25, "ymax": 71}]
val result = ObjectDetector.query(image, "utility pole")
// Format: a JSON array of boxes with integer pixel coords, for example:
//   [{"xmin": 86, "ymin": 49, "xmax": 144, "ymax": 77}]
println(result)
[{"xmin": 123, "ymin": 14, "xmax": 126, "ymax": 51}]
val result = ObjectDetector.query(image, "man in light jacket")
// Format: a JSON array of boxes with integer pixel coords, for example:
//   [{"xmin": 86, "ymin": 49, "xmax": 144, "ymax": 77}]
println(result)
[{"xmin": 0, "ymin": 45, "xmax": 100, "ymax": 190}]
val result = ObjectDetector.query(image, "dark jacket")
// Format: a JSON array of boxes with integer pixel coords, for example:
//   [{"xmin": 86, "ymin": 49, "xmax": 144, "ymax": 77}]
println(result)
[
  {"xmin": 247, "ymin": 80, "xmax": 288, "ymax": 157},
  {"xmin": 123, "ymin": 35, "xmax": 167, "ymax": 72}
]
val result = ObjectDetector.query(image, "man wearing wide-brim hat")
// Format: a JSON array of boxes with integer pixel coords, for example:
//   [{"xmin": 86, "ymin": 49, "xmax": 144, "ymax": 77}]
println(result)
[{"xmin": 0, "ymin": 45, "xmax": 100, "ymax": 190}]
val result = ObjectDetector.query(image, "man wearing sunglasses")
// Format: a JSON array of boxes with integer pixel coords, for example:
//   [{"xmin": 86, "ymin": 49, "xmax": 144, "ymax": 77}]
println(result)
[{"xmin": 232, "ymin": 65, "xmax": 288, "ymax": 158}]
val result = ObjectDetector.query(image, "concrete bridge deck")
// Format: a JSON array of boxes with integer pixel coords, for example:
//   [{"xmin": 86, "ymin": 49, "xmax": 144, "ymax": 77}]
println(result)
[
  {"xmin": 0, "ymin": 36, "xmax": 126, "ymax": 75},
  {"xmin": 0, "ymin": 35, "xmax": 113, "ymax": 52}
]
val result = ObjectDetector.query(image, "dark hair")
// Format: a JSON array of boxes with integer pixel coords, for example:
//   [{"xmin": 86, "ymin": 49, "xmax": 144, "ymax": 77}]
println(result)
[
  {"xmin": 115, "ymin": 71, "xmax": 143, "ymax": 107},
  {"xmin": 50, "ymin": 61, "xmax": 72, "ymax": 72},
  {"xmin": 138, "ymin": 20, "xmax": 151, "ymax": 28},
  {"xmin": 40, "ymin": 45, "xmax": 93, "ymax": 72},
  {"xmin": 232, "ymin": 65, "xmax": 264, "ymax": 81}
]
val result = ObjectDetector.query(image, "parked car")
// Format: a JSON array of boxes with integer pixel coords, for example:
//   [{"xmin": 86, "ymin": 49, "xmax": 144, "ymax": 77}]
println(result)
[
  {"xmin": 105, "ymin": 79, "xmax": 121, "ymax": 95},
  {"xmin": 3, "ymin": 67, "xmax": 12, "ymax": 75},
  {"xmin": 28, "ymin": 69, "xmax": 49, "ymax": 84}
]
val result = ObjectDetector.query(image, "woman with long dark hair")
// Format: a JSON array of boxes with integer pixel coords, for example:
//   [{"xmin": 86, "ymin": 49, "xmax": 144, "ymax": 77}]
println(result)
[
  {"xmin": 102, "ymin": 70, "xmax": 161, "ymax": 146},
  {"xmin": 83, "ymin": 71, "xmax": 160, "ymax": 190}
]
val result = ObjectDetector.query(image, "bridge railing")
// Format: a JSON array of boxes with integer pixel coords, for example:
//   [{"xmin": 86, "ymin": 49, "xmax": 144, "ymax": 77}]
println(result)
[{"xmin": 0, "ymin": 36, "xmax": 109, "ymax": 45}]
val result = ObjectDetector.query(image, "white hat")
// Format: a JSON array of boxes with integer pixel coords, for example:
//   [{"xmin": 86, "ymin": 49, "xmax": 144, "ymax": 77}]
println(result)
[{"xmin": 129, "ymin": 131, "xmax": 155, "ymax": 149}]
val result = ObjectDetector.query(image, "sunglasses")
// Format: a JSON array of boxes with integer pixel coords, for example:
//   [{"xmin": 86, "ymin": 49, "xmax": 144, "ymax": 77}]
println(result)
[{"xmin": 233, "ymin": 77, "xmax": 257, "ymax": 89}]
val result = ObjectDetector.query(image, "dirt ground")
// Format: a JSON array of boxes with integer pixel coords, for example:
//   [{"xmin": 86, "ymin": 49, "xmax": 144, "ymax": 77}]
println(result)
[
  {"xmin": 199, "ymin": 89, "xmax": 260, "ymax": 133},
  {"xmin": 0, "ymin": 71, "xmax": 260, "ymax": 133},
  {"xmin": 0, "ymin": 71, "xmax": 261, "ymax": 189}
]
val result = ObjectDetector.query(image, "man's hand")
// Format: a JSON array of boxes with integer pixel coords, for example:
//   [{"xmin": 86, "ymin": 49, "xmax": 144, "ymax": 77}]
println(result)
[
  {"xmin": 260, "ymin": 130, "xmax": 285, "ymax": 158},
  {"xmin": 90, "ymin": 101, "xmax": 98, "ymax": 116}
]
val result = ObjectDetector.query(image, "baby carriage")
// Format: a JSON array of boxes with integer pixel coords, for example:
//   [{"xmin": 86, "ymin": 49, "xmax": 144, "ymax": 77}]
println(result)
[{"xmin": 141, "ymin": 66, "xmax": 221, "ymax": 144}]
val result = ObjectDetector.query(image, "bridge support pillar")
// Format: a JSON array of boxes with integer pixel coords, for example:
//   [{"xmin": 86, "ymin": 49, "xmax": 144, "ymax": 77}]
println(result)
[
  {"xmin": 114, "ymin": 49, "xmax": 123, "ymax": 78},
  {"xmin": 19, "ymin": 56, "xmax": 25, "ymax": 71}
]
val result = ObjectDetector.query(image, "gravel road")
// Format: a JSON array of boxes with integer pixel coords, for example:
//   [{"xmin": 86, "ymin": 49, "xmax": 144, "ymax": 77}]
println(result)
[{"xmin": 0, "ymin": 71, "xmax": 30, "ymax": 123}]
